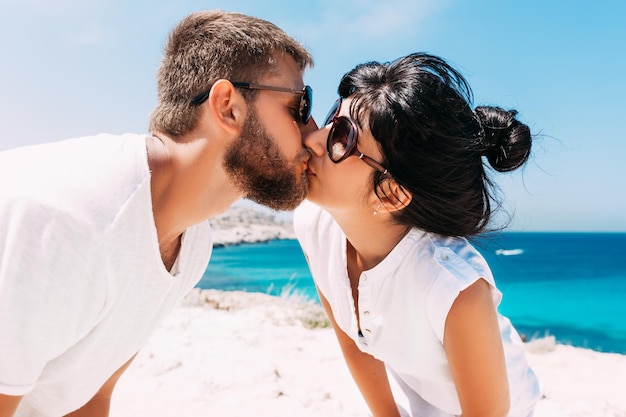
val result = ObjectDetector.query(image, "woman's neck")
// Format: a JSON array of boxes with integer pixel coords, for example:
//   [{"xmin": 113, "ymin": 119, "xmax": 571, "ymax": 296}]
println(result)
[{"xmin": 329, "ymin": 207, "xmax": 412, "ymax": 271}]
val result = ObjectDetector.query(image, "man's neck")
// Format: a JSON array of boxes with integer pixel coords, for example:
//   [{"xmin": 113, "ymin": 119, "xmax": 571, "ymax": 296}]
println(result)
[{"xmin": 146, "ymin": 133, "xmax": 240, "ymax": 267}]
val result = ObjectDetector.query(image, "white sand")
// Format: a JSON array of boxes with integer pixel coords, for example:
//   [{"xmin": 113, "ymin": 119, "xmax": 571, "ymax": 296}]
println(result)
[
  {"xmin": 111, "ymin": 290, "xmax": 626, "ymax": 417},
  {"xmin": 110, "ymin": 205, "xmax": 626, "ymax": 417}
]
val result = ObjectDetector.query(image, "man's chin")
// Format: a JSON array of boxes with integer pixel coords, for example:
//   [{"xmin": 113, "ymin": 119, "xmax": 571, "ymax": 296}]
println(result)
[
  {"xmin": 247, "ymin": 192, "xmax": 307, "ymax": 211},
  {"xmin": 246, "ymin": 180, "xmax": 308, "ymax": 211}
]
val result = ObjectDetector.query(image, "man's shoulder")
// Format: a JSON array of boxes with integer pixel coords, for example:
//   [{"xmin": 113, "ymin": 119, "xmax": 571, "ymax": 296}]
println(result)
[{"xmin": 0, "ymin": 135, "xmax": 150, "ymax": 234}]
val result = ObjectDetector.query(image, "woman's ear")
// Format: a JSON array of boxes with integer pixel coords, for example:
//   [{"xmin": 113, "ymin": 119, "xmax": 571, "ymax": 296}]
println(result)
[
  {"xmin": 376, "ymin": 178, "xmax": 412, "ymax": 213},
  {"xmin": 206, "ymin": 79, "xmax": 247, "ymax": 136}
]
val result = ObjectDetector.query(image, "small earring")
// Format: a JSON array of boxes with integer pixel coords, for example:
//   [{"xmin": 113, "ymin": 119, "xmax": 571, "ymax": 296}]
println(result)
[{"xmin": 373, "ymin": 203, "xmax": 381, "ymax": 216}]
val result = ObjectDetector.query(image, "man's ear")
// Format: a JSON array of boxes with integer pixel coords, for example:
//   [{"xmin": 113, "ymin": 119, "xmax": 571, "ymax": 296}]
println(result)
[
  {"xmin": 376, "ymin": 178, "xmax": 412, "ymax": 213},
  {"xmin": 206, "ymin": 79, "xmax": 247, "ymax": 136}
]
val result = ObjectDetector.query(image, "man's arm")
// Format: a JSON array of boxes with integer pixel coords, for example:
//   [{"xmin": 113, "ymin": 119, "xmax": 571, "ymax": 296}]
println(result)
[
  {"xmin": 64, "ymin": 354, "xmax": 136, "ymax": 417},
  {"xmin": 318, "ymin": 289, "xmax": 401, "ymax": 417}
]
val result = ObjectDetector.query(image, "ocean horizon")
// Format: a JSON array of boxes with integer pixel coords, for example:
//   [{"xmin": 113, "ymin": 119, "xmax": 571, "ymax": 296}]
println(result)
[{"xmin": 196, "ymin": 232, "xmax": 626, "ymax": 354}]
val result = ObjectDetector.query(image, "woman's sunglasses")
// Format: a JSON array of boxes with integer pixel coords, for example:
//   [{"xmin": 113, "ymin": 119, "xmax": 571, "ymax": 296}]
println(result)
[
  {"xmin": 191, "ymin": 82, "xmax": 313, "ymax": 125},
  {"xmin": 324, "ymin": 98, "xmax": 389, "ymax": 174}
]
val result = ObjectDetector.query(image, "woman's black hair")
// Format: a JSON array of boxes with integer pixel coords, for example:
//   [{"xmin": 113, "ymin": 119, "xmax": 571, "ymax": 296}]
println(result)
[{"xmin": 338, "ymin": 52, "xmax": 532, "ymax": 237}]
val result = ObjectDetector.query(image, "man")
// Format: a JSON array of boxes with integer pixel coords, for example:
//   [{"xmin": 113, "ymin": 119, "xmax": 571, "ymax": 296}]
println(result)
[{"xmin": 0, "ymin": 10, "xmax": 315, "ymax": 416}]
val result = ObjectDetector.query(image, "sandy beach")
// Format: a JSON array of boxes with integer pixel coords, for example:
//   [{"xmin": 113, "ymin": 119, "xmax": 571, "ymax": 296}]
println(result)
[{"xmin": 110, "ymin": 205, "xmax": 626, "ymax": 417}]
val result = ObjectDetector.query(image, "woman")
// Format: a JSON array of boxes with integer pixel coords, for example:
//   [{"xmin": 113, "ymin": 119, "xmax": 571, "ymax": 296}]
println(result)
[{"xmin": 295, "ymin": 53, "xmax": 540, "ymax": 417}]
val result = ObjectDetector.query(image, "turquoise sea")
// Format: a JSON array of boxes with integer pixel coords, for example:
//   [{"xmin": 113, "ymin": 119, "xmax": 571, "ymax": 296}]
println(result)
[{"xmin": 196, "ymin": 233, "xmax": 626, "ymax": 354}]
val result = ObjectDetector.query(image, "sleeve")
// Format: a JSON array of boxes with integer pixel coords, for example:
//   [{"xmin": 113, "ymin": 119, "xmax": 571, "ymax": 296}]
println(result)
[
  {"xmin": 426, "ymin": 241, "xmax": 501, "ymax": 343},
  {"xmin": 293, "ymin": 200, "xmax": 320, "ymax": 254},
  {"xmin": 0, "ymin": 198, "xmax": 107, "ymax": 395}
]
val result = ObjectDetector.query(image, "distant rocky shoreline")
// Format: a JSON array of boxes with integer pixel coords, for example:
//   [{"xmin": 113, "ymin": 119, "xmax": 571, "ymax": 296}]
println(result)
[{"xmin": 208, "ymin": 205, "xmax": 295, "ymax": 247}]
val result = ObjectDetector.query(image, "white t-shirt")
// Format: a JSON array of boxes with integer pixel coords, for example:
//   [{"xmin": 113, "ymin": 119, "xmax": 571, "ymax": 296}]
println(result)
[
  {"xmin": 294, "ymin": 201, "xmax": 540, "ymax": 417},
  {"xmin": 0, "ymin": 134, "xmax": 213, "ymax": 416}
]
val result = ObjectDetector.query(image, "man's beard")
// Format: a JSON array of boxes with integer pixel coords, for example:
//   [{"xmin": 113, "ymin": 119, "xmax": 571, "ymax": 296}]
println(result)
[{"xmin": 223, "ymin": 110, "xmax": 308, "ymax": 211}]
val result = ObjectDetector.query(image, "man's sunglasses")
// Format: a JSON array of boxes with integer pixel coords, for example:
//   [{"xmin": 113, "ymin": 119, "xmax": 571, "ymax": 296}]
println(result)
[
  {"xmin": 324, "ymin": 98, "xmax": 389, "ymax": 175},
  {"xmin": 191, "ymin": 82, "xmax": 313, "ymax": 125}
]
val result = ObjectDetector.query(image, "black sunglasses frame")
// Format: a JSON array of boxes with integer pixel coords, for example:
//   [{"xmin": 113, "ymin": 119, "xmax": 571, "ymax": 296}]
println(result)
[
  {"xmin": 325, "ymin": 99, "xmax": 389, "ymax": 175},
  {"xmin": 191, "ymin": 82, "xmax": 313, "ymax": 125}
]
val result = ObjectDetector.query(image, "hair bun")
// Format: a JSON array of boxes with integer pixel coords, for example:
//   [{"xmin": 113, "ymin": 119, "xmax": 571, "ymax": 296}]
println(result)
[{"xmin": 474, "ymin": 106, "xmax": 532, "ymax": 172}]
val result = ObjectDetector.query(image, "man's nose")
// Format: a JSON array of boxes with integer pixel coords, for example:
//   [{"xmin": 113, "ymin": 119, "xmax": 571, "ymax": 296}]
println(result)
[
  {"xmin": 301, "ymin": 116, "xmax": 319, "ymax": 136},
  {"xmin": 302, "ymin": 119, "xmax": 328, "ymax": 157}
]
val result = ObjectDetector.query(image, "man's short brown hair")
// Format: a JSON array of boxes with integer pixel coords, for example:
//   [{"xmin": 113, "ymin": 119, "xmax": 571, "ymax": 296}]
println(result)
[{"xmin": 149, "ymin": 10, "xmax": 313, "ymax": 137}]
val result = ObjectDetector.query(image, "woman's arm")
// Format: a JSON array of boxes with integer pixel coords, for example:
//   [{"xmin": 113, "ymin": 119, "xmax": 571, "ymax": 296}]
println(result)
[
  {"xmin": 443, "ymin": 278, "xmax": 510, "ymax": 417},
  {"xmin": 0, "ymin": 394, "xmax": 21, "ymax": 417},
  {"xmin": 318, "ymin": 289, "xmax": 401, "ymax": 417}
]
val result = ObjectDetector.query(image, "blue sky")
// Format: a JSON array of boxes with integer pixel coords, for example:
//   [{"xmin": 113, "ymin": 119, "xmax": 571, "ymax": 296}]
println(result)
[{"xmin": 1, "ymin": 0, "xmax": 624, "ymax": 232}]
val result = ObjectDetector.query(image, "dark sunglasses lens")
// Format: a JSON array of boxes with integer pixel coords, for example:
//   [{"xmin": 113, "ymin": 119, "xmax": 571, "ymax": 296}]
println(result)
[
  {"xmin": 323, "ymin": 99, "xmax": 341, "ymax": 126},
  {"xmin": 327, "ymin": 118, "xmax": 354, "ymax": 162},
  {"xmin": 300, "ymin": 86, "xmax": 312, "ymax": 124}
]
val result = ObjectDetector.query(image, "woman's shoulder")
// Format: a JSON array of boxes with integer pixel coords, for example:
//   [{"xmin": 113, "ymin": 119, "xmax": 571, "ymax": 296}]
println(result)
[
  {"xmin": 294, "ymin": 200, "xmax": 323, "ymax": 220},
  {"xmin": 293, "ymin": 201, "xmax": 333, "ymax": 235},
  {"xmin": 413, "ymin": 233, "xmax": 496, "ymax": 293}
]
